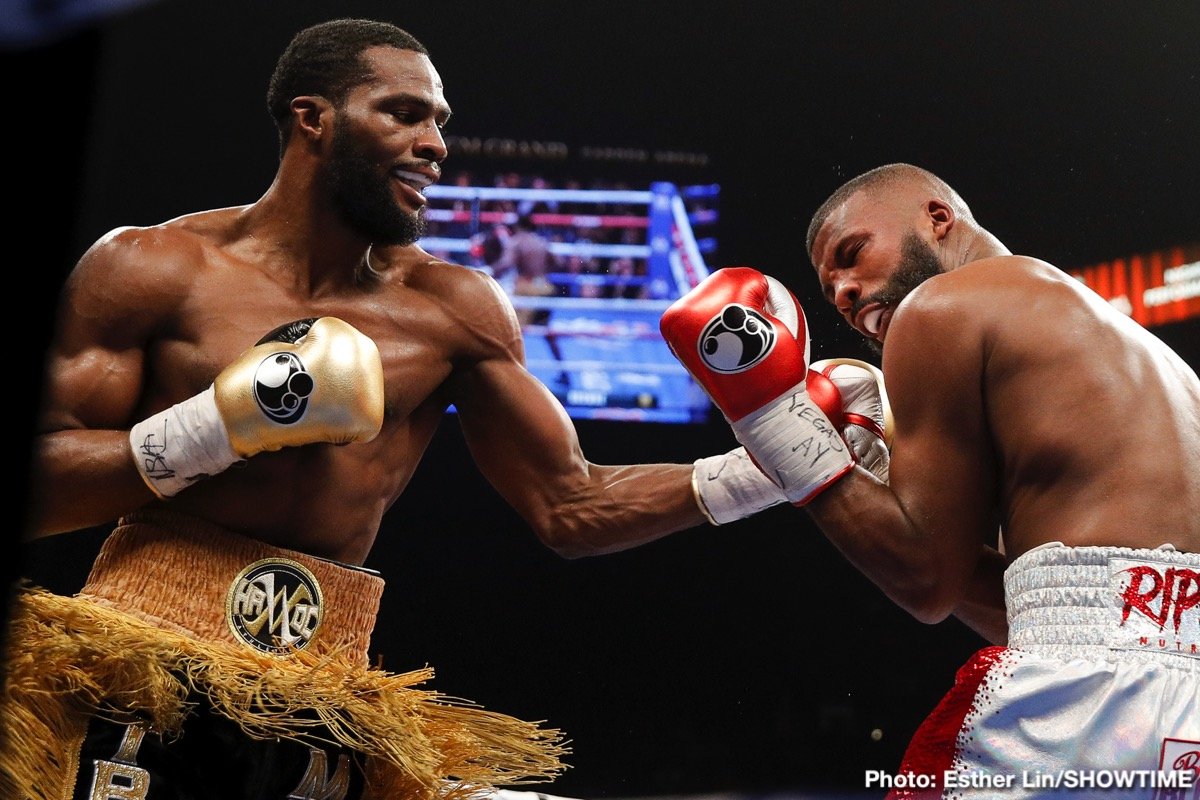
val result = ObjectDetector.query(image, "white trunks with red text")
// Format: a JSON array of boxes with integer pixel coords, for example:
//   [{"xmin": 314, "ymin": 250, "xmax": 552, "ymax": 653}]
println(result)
[{"xmin": 889, "ymin": 542, "xmax": 1200, "ymax": 799}]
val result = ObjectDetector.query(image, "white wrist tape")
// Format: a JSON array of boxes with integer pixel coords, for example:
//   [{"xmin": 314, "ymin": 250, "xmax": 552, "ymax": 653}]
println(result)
[
  {"xmin": 730, "ymin": 380, "xmax": 855, "ymax": 505},
  {"xmin": 129, "ymin": 386, "xmax": 241, "ymax": 498},
  {"xmin": 692, "ymin": 447, "xmax": 789, "ymax": 525}
]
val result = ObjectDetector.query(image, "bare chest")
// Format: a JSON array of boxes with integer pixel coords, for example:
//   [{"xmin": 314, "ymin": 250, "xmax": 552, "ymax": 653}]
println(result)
[{"xmin": 143, "ymin": 270, "xmax": 458, "ymax": 423}]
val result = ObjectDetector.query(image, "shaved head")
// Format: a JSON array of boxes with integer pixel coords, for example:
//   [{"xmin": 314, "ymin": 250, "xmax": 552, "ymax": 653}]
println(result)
[{"xmin": 806, "ymin": 164, "xmax": 973, "ymax": 259}]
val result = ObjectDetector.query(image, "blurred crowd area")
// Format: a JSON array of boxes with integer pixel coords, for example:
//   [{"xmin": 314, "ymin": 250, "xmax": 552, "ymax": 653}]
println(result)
[{"xmin": 421, "ymin": 170, "xmax": 719, "ymax": 302}]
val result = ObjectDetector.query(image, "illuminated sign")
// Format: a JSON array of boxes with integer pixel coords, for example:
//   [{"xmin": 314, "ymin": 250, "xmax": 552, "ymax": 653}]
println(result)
[{"xmin": 1070, "ymin": 244, "xmax": 1200, "ymax": 328}]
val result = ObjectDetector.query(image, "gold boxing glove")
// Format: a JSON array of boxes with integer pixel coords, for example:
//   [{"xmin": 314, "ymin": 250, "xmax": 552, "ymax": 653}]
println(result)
[
  {"xmin": 214, "ymin": 317, "xmax": 384, "ymax": 454},
  {"xmin": 129, "ymin": 317, "xmax": 384, "ymax": 498}
]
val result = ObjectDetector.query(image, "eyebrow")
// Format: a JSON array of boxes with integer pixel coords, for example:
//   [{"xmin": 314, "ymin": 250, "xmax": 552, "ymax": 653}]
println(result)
[
  {"xmin": 816, "ymin": 232, "xmax": 861, "ymax": 303},
  {"xmin": 381, "ymin": 92, "xmax": 453, "ymax": 124},
  {"xmin": 832, "ymin": 234, "xmax": 856, "ymax": 268}
]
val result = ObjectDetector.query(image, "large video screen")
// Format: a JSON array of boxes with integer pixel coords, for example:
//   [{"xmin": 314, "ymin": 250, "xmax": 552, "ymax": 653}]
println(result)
[{"xmin": 418, "ymin": 141, "xmax": 720, "ymax": 423}]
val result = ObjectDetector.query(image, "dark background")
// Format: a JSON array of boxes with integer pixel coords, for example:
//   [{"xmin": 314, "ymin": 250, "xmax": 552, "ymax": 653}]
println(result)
[{"xmin": 9, "ymin": 1, "xmax": 1200, "ymax": 797}]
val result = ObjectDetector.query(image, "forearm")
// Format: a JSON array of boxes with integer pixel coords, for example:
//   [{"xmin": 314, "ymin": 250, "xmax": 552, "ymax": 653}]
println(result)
[
  {"xmin": 806, "ymin": 468, "xmax": 966, "ymax": 623},
  {"xmin": 535, "ymin": 462, "xmax": 707, "ymax": 558},
  {"xmin": 453, "ymin": 343, "xmax": 711, "ymax": 557},
  {"xmin": 951, "ymin": 545, "xmax": 1009, "ymax": 644},
  {"xmin": 27, "ymin": 430, "xmax": 155, "ymax": 537}
]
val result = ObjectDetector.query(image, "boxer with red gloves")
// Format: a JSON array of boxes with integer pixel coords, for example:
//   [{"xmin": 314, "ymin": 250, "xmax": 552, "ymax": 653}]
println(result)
[
  {"xmin": 670, "ymin": 162, "xmax": 1200, "ymax": 799},
  {"xmin": 662, "ymin": 267, "xmax": 888, "ymax": 517}
]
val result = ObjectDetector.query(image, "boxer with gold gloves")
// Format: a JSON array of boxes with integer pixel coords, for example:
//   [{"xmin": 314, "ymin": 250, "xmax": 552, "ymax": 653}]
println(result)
[{"xmin": 7, "ymin": 18, "xmax": 838, "ymax": 800}]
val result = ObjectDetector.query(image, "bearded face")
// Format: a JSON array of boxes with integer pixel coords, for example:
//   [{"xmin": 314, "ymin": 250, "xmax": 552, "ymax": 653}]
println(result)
[
  {"xmin": 852, "ymin": 232, "xmax": 945, "ymax": 354},
  {"xmin": 325, "ymin": 122, "xmax": 426, "ymax": 246}
]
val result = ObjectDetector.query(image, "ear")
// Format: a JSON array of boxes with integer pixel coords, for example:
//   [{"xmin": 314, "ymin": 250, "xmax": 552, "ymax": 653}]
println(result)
[
  {"xmin": 926, "ymin": 198, "xmax": 955, "ymax": 241},
  {"xmin": 290, "ymin": 95, "xmax": 332, "ymax": 141}
]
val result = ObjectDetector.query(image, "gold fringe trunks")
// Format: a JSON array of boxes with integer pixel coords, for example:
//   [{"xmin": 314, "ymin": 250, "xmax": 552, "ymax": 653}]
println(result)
[{"xmin": 1, "ymin": 512, "xmax": 567, "ymax": 800}]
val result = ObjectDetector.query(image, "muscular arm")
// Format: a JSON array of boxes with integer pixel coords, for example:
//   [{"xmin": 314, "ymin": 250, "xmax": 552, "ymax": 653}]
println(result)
[
  {"xmin": 448, "ymin": 275, "xmax": 706, "ymax": 557},
  {"xmin": 806, "ymin": 285, "xmax": 1002, "ymax": 624},
  {"xmin": 27, "ymin": 229, "xmax": 182, "ymax": 536},
  {"xmin": 952, "ymin": 544, "xmax": 1008, "ymax": 644}
]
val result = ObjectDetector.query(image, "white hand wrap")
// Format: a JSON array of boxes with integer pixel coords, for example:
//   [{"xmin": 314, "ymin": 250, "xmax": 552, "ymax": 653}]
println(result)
[
  {"xmin": 730, "ymin": 379, "xmax": 855, "ymax": 505},
  {"xmin": 692, "ymin": 447, "xmax": 788, "ymax": 525},
  {"xmin": 128, "ymin": 386, "xmax": 241, "ymax": 498}
]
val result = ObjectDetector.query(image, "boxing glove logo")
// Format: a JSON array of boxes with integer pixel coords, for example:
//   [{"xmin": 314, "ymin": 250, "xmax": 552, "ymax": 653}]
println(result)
[
  {"xmin": 698, "ymin": 304, "xmax": 777, "ymax": 374},
  {"xmin": 253, "ymin": 352, "xmax": 315, "ymax": 424}
]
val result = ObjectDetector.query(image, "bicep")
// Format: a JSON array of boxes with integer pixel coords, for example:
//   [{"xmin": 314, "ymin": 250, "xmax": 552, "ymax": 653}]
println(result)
[
  {"xmin": 440, "ymin": 267, "xmax": 597, "ymax": 520},
  {"xmin": 452, "ymin": 354, "xmax": 589, "ymax": 514},
  {"xmin": 888, "ymin": 410, "xmax": 998, "ymax": 569},
  {"xmin": 40, "ymin": 338, "xmax": 146, "ymax": 432},
  {"xmin": 884, "ymin": 301, "xmax": 1000, "ymax": 584},
  {"xmin": 39, "ymin": 233, "xmax": 173, "ymax": 432}
]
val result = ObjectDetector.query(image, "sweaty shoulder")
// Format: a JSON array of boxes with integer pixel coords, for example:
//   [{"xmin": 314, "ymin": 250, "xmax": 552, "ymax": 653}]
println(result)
[
  {"xmin": 401, "ymin": 249, "xmax": 524, "ymax": 361},
  {"xmin": 880, "ymin": 254, "xmax": 1088, "ymax": 418},
  {"xmin": 887, "ymin": 255, "xmax": 1084, "ymax": 354},
  {"xmin": 64, "ymin": 211, "xmax": 242, "ymax": 331}
]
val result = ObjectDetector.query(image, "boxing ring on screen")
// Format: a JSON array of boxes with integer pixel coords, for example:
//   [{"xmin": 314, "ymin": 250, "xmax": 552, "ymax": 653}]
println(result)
[{"xmin": 419, "ymin": 182, "xmax": 719, "ymax": 423}]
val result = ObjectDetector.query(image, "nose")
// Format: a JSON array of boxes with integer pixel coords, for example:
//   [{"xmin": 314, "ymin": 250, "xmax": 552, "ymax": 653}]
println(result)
[
  {"xmin": 414, "ymin": 122, "xmax": 448, "ymax": 165},
  {"xmin": 832, "ymin": 278, "xmax": 860, "ymax": 319}
]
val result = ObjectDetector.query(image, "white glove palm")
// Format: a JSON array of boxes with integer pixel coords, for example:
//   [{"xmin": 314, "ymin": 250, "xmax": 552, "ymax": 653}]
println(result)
[{"xmin": 812, "ymin": 358, "xmax": 892, "ymax": 483}]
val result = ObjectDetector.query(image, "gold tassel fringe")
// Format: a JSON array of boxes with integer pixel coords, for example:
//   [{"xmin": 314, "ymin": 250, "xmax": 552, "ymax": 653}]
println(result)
[{"xmin": 1, "ymin": 586, "xmax": 568, "ymax": 800}]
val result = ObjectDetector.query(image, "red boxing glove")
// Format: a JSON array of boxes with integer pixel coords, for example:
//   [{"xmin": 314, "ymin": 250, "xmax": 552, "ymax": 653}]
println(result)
[
  {"xmin": 812, "ymin": 358, "xmax": 892, "ymax": 483},
  {"xmin": 661, "ymin": 267, "xmax": 806, "ymax": 421},
  {"xmin": 691, "ymin": 369, "xmax": 847, "ymax": 524},
  {"xmin": 662, "ymin": 267, "xmax": 854, "ymax": 504}
]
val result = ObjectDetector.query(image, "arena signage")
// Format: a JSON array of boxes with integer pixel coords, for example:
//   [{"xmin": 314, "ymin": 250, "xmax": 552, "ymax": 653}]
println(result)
[
  {"xmin": 1069, "ymin": 244, "xmax": 1200, "ymax": 328},
  {"xmin": 445, "ymin": 135, "xmax": 710, "ymax": 169}
]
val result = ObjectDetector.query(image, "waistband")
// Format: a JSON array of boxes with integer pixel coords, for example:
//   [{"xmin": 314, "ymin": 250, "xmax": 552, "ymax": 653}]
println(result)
[
  {"xmin": 1005, "ymin": 542, "xmax": 1200, "ymax": 669},
  {"xmin": 78, "ymin": 509, "xmax": 384, "ymax": 665}
]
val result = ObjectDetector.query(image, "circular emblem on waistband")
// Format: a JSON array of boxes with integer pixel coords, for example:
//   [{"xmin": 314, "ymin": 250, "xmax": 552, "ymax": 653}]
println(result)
[
  {"xmin": 226, "ymin": 558, "xmax": 324, "ymax": 655},
  {"xmin": 253, "ymin": 352, "xmax": 314, "ymax": 424},
  {"xmin": 698, "ymin": 304, "xmax": 776, "ymax": 373}
]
